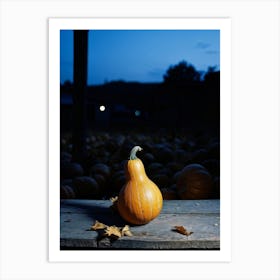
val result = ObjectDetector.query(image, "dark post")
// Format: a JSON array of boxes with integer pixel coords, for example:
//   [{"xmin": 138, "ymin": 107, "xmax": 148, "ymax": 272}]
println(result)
[{"xmin": 72, "ymin": 30, "xmax": 88, "ymax": 163}]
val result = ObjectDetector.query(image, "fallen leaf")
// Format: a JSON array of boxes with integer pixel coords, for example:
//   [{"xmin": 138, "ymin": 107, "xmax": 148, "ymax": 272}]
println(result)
[
  {"xmin": 91, "ymin": 220, "xmax": 107, "ymax": 230},
  {"xmin": 110, "ymin": 196, "xmax": 119, "ymax": 212},
  {"xmin": 110, "ymin": 196, "xmax": 118, "ymax": 203},
  {"xmin": 89, "ymin": 218, "xmax": 133, "ymax": 240},
  {"xmin": 173, "ymin": 226, "xmax": 193, "ymax": 237},
  {"xmin": 104, "ymin": 226, "xmax": 122, "ymax": 238},
  {"xmin": 121, "ymin": 225, "xmax": 133, "ymax": 237}
]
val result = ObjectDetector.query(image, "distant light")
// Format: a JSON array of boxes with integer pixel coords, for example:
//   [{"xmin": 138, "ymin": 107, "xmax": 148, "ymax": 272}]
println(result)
[
  {"xmin": 99, "ymin": 105, "xmax": 106, "ymax": 112},
  {"xmin": 135, "ymin": 110, "xmax": 141, "ymax": 117}
]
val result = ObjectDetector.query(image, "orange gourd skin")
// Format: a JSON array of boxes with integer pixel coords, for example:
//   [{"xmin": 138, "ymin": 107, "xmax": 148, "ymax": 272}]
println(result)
[{"xmin": 117, "ymin": 148, "xmax": 163, "ymax": 225}]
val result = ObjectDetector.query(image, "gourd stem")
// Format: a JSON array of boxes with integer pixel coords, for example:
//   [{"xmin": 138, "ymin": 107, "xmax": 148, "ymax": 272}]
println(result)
[{"xmin": 129, "ymin": 146, "xmax": 143, "ymax": 160}]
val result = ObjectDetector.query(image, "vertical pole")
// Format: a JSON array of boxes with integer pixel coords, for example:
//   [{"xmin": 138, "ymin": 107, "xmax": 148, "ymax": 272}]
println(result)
[{"xmin": 72, "ymin": 30, "xmax": 88, "ymax": 163}]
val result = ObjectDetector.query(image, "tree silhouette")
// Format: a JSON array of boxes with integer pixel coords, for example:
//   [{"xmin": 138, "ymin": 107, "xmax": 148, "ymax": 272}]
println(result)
[
  {"xmin": 163, "ymin": 61, "xmax": 201, "ymax": 86},
  {"xmin": 162, "ymin": 61, "xmax": 202, "ymax": 132},
  {"xmin": 204, "ymin": 66, "xmax": 220, "ymax": 87}
]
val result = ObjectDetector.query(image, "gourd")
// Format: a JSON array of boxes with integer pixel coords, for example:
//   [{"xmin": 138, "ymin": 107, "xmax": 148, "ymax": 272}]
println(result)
[{"xmin": 117, "ymin": 146, "xmax": 163, "ymax": 225}]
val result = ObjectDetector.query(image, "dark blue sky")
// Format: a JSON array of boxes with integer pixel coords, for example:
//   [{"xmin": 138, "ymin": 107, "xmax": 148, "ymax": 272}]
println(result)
[{"xmin": 60, "ymin": 30, "xmax": 220, "ymax": 85}]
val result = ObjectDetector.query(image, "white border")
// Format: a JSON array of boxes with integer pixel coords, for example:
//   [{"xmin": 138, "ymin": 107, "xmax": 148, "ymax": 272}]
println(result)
[
  {"xmin": 1, "ymin": 0, "xmax": 279, "ymax": 279},
  {"xmin": 49, "ymin": 18, "xmax": 231, "ymax": 262}
]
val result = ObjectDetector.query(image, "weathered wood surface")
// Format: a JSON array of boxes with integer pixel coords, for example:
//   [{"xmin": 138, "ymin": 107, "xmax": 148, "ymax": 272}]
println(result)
[{"xmin": 60, "ymin": 199, "xmax": 220, "ymax": 250}]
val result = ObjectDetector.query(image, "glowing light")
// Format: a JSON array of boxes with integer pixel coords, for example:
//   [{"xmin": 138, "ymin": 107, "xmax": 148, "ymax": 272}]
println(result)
[
  {"xmin": 135, "ymin": 110, "xmax": 141, "ymax": 117},
  {"xmin": 99, "ymin": 105, "xmax": 106, "ymax": 112}
]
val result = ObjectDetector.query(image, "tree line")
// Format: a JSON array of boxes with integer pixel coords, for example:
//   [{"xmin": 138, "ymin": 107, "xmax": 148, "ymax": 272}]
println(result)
[{"xmin": 61, "ymin": 60, "xmax": 219, "ymax": 89}]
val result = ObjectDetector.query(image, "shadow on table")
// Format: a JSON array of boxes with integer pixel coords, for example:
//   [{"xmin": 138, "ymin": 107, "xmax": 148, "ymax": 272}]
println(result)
[{"xmin": 60, "ymin": 199, "xmax": 128, "ymax": 227}]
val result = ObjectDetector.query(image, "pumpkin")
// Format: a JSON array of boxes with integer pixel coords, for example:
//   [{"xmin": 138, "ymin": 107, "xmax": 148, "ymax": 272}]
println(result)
[
  {"xmin": 151, "ymin": 174, "xmax": 170, "ymax": 188},
  {"xmin": 111, "ymin": 170, "xmax": 126, "ymax": 191},
  {"xmin": 73, "ymin": 176, "xmax": 99, "ymax": 198},
  {"xmin": 153, "ymin": 144, "xmax": 174, "ymax": 163},
  {"xmin": 141, "ymin": 152, "xmax": 155, "ymax": 165},
  {"xmin": 161, "ymin": 187, "xmax": 178, "ymax": 200},
  {"xmin": 191, "ymin": 148, "xmax": 208, "ymax": 162},
  {"xmin": 176, "ymin": 164, "xmax": 214, "ymax": 199},
  {"xmin": 60, "ymin": 162, "xmax": 84, "ymax": 179},
  {"xmin": 117, "ymin": 146, "xmax": 163, "ymax": 225},
  {"xmin": 174, "ymin": 148, "xmax": 189, "ymax": 163},
  {"xmin": 147, "ymin": 162, "xmax": 163, "ymax": 176},
  {"xmin": 60, "ymin": 185, "xmax": 76, "ymax": 199},
  {"xmin": 91, "ymin": 173, "xmax": 107, "ymax": 193},
  {"xmin": 167, "ymin": 162, "xmax": 184, "ymax": 173},
  {"xmin": 60, "ymin": 152, "xmax": 72, "ymax": 162},
  {"xmin": 173, "ymin": 171, "xmax": 182, "ymax": 184},
  {"xmin": 90, "ymin": 163, "xmax": 111, "ymax": 178}
]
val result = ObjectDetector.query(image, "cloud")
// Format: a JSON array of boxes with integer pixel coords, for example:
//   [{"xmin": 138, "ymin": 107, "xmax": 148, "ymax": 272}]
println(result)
[
  {"xmin": 205, "ymin": 50, "xmax": 219, "ymax": 55},
  {"xmin": 196, "ymin": 42, "xmax": 211, "ymax": 49}
]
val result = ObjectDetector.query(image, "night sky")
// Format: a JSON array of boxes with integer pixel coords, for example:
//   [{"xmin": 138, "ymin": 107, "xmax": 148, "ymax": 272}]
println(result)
[{"xmin": 60, "ymin": 30, "xmax": 220, "ymax": 85}]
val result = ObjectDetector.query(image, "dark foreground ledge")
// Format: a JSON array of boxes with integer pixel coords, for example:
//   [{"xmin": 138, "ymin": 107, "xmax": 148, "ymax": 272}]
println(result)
[{"xmin": 60, "ymin": 199, "xmax": 220, "ymax": 250}]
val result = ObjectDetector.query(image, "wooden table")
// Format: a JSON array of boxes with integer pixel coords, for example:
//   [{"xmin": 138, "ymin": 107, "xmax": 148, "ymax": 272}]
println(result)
[{"xmin": 60, "ymin": 199, "xmax": 220, "ymax": 250}]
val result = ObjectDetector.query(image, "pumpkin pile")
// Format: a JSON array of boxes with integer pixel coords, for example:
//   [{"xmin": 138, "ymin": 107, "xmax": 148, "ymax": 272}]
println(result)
[{"xmin": 60, "ymin": 130, "xmax": 220, "ymax": 200}]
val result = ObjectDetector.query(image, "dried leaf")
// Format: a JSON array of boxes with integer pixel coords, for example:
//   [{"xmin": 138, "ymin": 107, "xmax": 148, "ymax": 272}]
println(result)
[
  {"xmin": 110, "ymin": 196, "xmax": 118, "ymax": 203},
  {"xmin": 173, "ymin": 226, "xmax": 193, "ymax": 237},
  {"xmin": 91, "ymin": 220, "xmax": 107, "ymax": 230},
  {"xmin": 104, "ymin": 226, "xmax": 122, "ymax": 238},
  {"xmin": 110, "ymin": 196, "xmax": 119, "ymax": 212},
  {"xmin": 121, "ymin": 225, "xmax": 133, "ymax": 237},
  {"xmin": 89, "ymin": 218, "xmax": 133, "ymax": 240}
]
